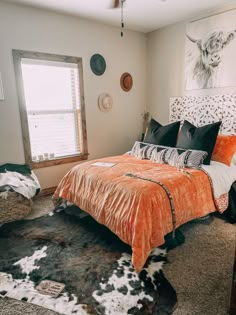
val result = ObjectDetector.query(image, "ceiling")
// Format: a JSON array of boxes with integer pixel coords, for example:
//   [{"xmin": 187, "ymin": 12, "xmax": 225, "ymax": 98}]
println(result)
[{"xmin": 2, "ymin": 0, "xmax": 236, "ymax": 33}]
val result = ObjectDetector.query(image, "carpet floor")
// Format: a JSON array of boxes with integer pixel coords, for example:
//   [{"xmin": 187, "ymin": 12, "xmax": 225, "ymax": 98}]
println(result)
[
  {"xmin": 0, "ymin": 196, "xmax": 235, "ymax": 315},
  {"xmin": 165, "ymin": 214, "xmax": 236, "ymax": 315}
]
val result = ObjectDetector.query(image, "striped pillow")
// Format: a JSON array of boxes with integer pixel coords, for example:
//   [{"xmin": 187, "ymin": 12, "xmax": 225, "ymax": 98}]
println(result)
[
  {"xmin": 130, "ymin": 141, "xmax": 207, "ymax": 168},
  {"xmin": 166, "ymin": 148, "xmax": 208, "ymax": 169}
]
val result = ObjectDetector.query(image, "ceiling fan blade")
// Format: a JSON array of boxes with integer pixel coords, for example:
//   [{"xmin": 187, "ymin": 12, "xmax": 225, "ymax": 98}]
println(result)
[{"xmin": 112, "ymin": 0, "xmax": 120, "ymax": 9}]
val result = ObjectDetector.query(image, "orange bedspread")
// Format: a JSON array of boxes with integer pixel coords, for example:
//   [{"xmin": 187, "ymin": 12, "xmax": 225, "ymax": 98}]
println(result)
[{"xmin": 53, "ymin": 154, "xmax": 216, "ymax": 272}]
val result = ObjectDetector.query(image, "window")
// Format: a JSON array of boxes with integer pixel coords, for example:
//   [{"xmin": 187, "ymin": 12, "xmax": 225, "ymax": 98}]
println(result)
[{"xmin": 13, "ymin": 50, "xmax": 88, "ymax": 168}]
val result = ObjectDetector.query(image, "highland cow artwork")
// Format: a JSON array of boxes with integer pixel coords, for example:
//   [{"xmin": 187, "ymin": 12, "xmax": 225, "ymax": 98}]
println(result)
[{"xmin": 185, "ymin": 9, "xmax": 236, "ymax": 90}]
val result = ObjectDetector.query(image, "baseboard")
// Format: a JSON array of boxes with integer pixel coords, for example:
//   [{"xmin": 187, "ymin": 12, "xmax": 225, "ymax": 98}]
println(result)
[{"xmin": 38, "ymin": 186, "xmax": 57, "ymax": 197}]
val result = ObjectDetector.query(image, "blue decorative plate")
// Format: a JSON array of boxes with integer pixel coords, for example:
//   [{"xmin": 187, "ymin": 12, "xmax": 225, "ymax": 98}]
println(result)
[{"xmin": 90, "ymin": 54, "xmax": 106, "ymax": 76}]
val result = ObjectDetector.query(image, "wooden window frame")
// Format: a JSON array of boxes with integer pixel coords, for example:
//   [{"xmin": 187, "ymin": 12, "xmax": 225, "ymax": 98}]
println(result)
[{"xmin": 12, "ymin": 50, "xmax": 88, "ymax": 169}]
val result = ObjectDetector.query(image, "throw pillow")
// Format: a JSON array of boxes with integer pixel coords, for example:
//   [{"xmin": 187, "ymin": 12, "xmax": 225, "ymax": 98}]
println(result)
[
  {"xmin": 130, "ymin": 141, "xmax": 207, "ymax": 168},
  {"xmin": 130, "ymin": 141, "xmax": 167, "ymax": 162},
  {"xmin": 212, "ymin": 135, "xmax": 236, "ymax": 166},
  {"xmin": 144, "ymin": 119, "xmax": 180, "ymax": 147},
  {"xmin": 176, "ymin": 120, "xmax": 221, "ymax": 165},
  {"xmin": 166, "ymin": 148, "xmax": 208, "ymax": 169}
]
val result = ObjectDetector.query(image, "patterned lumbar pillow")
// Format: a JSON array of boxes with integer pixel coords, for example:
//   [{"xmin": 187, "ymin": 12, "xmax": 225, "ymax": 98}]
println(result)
[
  {"xmin": 130, "ymin": 141, "xmax": 143, "ymax": 157},
  {"xmin": 130, "ymin": 141, "xmax": 207, "ymax": 168},
  {"xmin": 130, "ymin": 141, "xmax": 166, "ymax": 162},
  {"xmin": 130, "ymin": 142, "xmax": 173, "ymax": 164},
  {"xmin": 150, "ymin": 147, "xmax": 168, "ymax": 163},
  {"xmin": 130, "ymin": 141, "xmax": 149, "ymax": 159},
  {"xmin": 143, "ymin": 144, "xmax": 165, "ymax": 160},
  {"xmin": 166, "ymin": 148, "xmax": 208, "ymax": 169}
]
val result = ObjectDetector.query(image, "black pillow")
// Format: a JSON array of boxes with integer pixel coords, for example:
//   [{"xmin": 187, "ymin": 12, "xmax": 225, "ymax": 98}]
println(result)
[
  {"xmin": 144, "ymin": 119, "xmax": 180, "ymax": 147},
  {"xmin": 176, "ymin": 120, "xmax": 222, "ymax": 165}
]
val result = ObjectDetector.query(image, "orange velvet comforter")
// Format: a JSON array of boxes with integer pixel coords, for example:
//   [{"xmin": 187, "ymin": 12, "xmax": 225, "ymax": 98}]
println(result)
[{"xmin": 53, "ymin": 154, "xmax": 216, "ymax": 272}]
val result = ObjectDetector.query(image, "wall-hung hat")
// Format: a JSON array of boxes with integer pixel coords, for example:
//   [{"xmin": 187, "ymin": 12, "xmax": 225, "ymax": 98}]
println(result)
[
  {"xmin": 120, "ymin": 72, "xmax": 133, "ymax": 92},
  {"xmin": 90, "ymin": 54, "xmax": 106, "ymax": 76},
  {"xmin": 98, "ymin": 93, "xmax": 113, "ymax": 112}
]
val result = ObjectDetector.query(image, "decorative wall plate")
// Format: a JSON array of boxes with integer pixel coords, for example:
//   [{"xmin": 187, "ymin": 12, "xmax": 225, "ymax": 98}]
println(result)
[
  {"xmin": 98, "ymin": 93, "xmax": 113, "ymax": 112},
  {"xmin": 90, "ymin": 54, "xmax": 106, "ymax": 76},
  {"xmin": 120, "ymin": 72, "xmax": 133, "ymax": 92}
]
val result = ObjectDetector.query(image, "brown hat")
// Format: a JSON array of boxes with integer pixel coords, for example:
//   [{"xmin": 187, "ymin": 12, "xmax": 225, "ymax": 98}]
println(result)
[{"xmin": 120, "ymin": 72, "xmax": 133, "ymax": 92}]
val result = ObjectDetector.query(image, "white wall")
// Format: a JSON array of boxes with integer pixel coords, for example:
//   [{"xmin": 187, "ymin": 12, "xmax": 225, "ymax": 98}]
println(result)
[
  {"xmin": 147, "ymin": 5, "xmax": 236, "ymax": 124},
  {"xmin": 0, "ymin": 2, "xmax": 147, "ymax": 189}
]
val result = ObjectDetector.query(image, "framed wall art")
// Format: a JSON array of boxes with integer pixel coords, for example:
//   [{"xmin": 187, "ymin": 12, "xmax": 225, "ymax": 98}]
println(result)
[{"xmin": 185, "ymin": 9, "xmax": 236, "ymax": 90}]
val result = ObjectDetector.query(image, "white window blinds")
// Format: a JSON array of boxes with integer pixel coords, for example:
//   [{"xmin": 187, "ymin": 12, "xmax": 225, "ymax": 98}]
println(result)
[{"xmin": 21, "ymin": 58, "xmax": 81, "ymax": 161}]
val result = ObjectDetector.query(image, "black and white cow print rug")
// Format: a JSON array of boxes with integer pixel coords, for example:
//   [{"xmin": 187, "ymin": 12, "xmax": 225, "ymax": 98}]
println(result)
[{"xmin": 0, "ymin": 209, "xmax": 177, "ymax": 315}]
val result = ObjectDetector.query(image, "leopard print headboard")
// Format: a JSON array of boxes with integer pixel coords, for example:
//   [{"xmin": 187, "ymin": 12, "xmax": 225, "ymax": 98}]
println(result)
[{"xmin": 169, "ymin": 94, "xmax": 236, "ymax": 135}]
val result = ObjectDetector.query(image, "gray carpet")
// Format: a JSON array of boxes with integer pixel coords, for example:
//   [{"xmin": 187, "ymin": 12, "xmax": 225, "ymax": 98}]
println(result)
[
  {"xmin": 165, "ymin": 215, "xmax": 236, "ymax": 315},
  {"xmin": 0, "ymin": 196, "xmax": 235, "ymax": 315}
]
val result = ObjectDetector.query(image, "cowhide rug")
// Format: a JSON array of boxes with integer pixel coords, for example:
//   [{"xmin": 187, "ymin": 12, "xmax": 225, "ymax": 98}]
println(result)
[{"xmin": 0, "ymin": 208, "xmax": 177, "ymax": 315}]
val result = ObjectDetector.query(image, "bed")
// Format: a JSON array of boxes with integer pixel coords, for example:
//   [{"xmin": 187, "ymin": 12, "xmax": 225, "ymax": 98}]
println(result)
[{"xmin": 53, "ymin": 94, "xmax": 236, "ymax": 272}]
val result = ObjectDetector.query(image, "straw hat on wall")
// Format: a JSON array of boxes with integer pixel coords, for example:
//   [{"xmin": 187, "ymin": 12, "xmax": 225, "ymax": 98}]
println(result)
[{"xmin": 98, "ymin": 93, "xmax": 113, "ymax": 112}]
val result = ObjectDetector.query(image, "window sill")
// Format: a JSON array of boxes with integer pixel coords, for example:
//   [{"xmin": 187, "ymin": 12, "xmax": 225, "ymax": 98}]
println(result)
[{"xmin": 30, "ymin": 154, "xmax": 88, "ymax": 169}]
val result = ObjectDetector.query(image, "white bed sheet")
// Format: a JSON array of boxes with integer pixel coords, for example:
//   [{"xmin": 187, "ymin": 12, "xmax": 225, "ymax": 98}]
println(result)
[{"xmin": 202, "ymin": 161, "xmax": 236, "ymax": 199}]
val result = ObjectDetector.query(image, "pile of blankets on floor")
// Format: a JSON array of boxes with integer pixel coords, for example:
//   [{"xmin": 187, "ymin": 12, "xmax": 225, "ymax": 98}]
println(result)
[{"xmin": 0, "ymin": 163, "xmax": 40, "ymax": 201}]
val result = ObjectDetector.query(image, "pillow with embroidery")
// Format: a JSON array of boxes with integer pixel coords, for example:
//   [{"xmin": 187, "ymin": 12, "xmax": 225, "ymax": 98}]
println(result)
[
  {"xmin": 130, "ymin": 141, "xmax": 150, "ymax": 159},
  {"xmin": 130, "ymin": 141, "xmax": 143, "ymax": 157},
  {"xmin": 130, "ymin": 141, "xmax": 167, "ymax": 163},
  {"xmin": 130, "ymin": 141, "xmax": 208, "ymax": 168},
  {"xmin": 150, "ymin": 147, "xmax": 169, "ymax": 163},
  {"xmin": 166, "ymin": 148, "xmax": 208, "ymax": 169}
]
